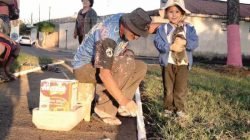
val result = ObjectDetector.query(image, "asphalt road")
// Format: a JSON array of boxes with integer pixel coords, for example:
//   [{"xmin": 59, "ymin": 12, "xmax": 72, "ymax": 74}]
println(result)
[{"xmin": 20, "ymin": 45, "xmax": 75, "ymax": 62}]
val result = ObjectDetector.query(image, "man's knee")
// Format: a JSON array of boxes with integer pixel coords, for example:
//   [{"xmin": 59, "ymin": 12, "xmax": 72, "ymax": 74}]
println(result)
[
  {"xmin": 135, "ymin": 60, "xmax": 147, "ymax": 75},
  {"xmin": 73, "ymin": 64, "xmax": 97, "ymax": 83}
]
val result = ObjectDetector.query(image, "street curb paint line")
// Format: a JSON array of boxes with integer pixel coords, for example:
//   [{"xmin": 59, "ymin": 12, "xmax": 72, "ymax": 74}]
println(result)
[
  {"xmin": 13, "ymin": 60, "xmax": 65, "ymax": 77},
  {"xmin": 135, "ymin": 88, "xmax": 147, "ymax": 140}
]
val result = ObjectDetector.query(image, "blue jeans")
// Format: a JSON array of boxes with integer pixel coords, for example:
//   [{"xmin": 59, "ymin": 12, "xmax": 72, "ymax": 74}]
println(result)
[{"xmin": 0, "ymin": 14, "xmax": 10, "ymax": 35}]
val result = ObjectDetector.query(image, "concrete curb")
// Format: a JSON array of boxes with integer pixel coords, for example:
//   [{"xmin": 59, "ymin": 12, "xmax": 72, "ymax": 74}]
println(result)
[
  {"xmin": 136, "ymin": 88, "xmax": 147, "ymax": 140},
  {"xmin": 13, "ymin": 60, "xmax": 65, "ymax": 77}
]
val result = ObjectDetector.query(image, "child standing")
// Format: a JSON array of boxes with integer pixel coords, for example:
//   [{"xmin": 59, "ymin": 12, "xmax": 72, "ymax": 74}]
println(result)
[{"xmin": 154, "ymin": 0, "xmax": 198, "ymax": 119}]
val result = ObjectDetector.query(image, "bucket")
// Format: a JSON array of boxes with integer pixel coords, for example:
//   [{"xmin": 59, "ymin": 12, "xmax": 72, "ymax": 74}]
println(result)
[
  {"xmin": 32, "ymin": 106, "xmax": 85, "ymax": 131},
  {"xmin": 77, "ymin": 83, "xmax": 95, "ymax": 122}
]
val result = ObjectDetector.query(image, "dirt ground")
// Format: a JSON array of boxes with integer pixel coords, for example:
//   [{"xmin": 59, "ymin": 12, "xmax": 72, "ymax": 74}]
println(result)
[
  {"xmin": 194, "ymin": 56, "xmax": 250, "ymax": 77},
  {"xmin": 0, "ymin": 46, "xmax": 137, "ymax": 140},
  {"xmin": 206, "ymin": 65, "xmax": 250, "ymax": 77}
]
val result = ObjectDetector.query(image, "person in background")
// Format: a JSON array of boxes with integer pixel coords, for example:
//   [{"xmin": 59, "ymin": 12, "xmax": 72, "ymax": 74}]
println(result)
[
  {"xmin": 0, "ymin": 32, "xmax": 20, "ymax": 81},
  {"xmin": 154, "ymin": 0, "xmax": 199, "ymax": 120},
  {"xmin": 74, "ymin": 0, "xmax": 97, "ymax": 44},
  {"xmin": 0, "ymin": 0, "xmax": 11, "ymax": 35},
  {"xmin": 0, "ymin": 0, "xmax": 20, "ymax": 82}
]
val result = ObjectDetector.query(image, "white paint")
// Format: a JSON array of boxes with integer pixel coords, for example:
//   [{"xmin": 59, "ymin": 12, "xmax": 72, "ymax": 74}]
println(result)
[
  {"xmin": 135, "ymin": 88, "xmax": 147, "ymax": 140},
  {"xmin": 13, "ymin": 60, "xmax": 65, "ymax": 77},
  {"xmin": 58, "ymin": 23, "xmax": 78, "ymax": 50}
]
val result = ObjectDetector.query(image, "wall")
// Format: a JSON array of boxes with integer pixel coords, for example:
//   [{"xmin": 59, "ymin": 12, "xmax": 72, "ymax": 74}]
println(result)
[
  {"xmin": 187, "ymin": 16, "xmax": 228, "ymax": 57},
  {"xmin": 38, "ymin": 31, "xmax": 59, "ymax": 48},
  {"xmin": 239, "ymin": 20, "xmax": 250, "ymax": 56},
  {"xmin": 184, "ymin": 17, "xmax": 249, "ymax": 57},
  {"xmin": 38, "ymin": 25, "xmax": 59, "ymax": 48},
  {"xmin": 30, "ymin": 27, "xmax": 37, "ymax": 41},
  {"xmin": 128, "ymin": 35, "xmax": 159, "ymax": 57},
  {"xmin": 58, "ymin": 22, "xmax": 79, "ymax": 50}
]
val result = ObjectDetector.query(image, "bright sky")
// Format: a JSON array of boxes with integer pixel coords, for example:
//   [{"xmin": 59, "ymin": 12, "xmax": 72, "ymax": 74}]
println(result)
[
  {"xmin": 20, "ymin": 0, "xmax": 250, "ymax": 24},
  {"xmin": 20, "ymin": 0, "xmax": 160, "ymax": 23}
]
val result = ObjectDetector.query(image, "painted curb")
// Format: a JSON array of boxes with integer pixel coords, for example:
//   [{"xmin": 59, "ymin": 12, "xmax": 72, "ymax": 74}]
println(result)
[
  {"xmin": 13, "ymin": 60, "xmax": 65, "ymax": 77},
  {"xmin": 136, "ymin": 88, "xmax": 147, "ymax": 140}
]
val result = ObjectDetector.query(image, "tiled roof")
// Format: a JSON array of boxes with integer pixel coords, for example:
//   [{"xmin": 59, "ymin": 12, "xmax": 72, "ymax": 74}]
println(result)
[
  {"xmin": 184, "ymin": 0, "xmax": 250, "ymax": 18},
  {"xmin": 48, "ymin": 17, "xmax": 76, "ymax": 24},
  {"xmin": 42, "ymin": 0, "xmax": 250, "ymax": 24}
]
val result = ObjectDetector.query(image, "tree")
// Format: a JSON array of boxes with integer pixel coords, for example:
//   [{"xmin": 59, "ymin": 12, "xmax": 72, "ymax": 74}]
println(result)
[
  {"xmin": 227, "ymin": 0, "xmax": 242, "ymax": 67},
  {"xmin": 19, "ymin": 22, "xmax": 28, "ymax": 35},
  {"xmin": 37, "ymin": 21, "xmax": 55, "ymax": 47}
]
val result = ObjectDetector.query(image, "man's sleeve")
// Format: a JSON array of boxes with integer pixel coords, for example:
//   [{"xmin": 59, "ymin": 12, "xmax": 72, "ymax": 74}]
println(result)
[
  {"xmin": 186, "ymin": 25, "xmax": 199, "ymax": 51},
  {"xmin": 147, "ymin": 9, "xmax": 160, "ymax": 16},
  {"xmin": 94, "ymin": 38, "xmax": 117, "ymax": 69}
]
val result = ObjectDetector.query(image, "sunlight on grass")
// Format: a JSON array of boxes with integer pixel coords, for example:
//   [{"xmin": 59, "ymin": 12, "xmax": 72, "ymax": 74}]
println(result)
[
  {"xmin": 11, "ymin": 52, "xmax": 53, "ymax": 72},
  {"xmin": 142, "ymin": 65, "xmax": 250, "ymax": 140}
]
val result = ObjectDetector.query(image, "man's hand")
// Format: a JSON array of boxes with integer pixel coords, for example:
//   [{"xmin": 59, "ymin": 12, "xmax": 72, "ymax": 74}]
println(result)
[
  {"xmin": 9, "ymin": 39, "xmax": 16, "ymax": 45},
  {"xmin": 118, "ymin": 100, "xmax": 138, "ymax": 117},
  {"xmin": 148, "ymin": 23, "xmax": 161, "ymax": 34}
]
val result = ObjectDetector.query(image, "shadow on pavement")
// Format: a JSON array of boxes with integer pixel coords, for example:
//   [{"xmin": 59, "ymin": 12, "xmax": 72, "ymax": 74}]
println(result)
[{"xmin": 0, "ymin": 73, "xmax": 21, "ymax": 139}]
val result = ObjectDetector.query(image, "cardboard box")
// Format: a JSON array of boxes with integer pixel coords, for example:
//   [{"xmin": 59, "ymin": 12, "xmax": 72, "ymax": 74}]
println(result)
[{"xmin": 39, "ymin": 78, "xmax": 78, "ymax": 111}]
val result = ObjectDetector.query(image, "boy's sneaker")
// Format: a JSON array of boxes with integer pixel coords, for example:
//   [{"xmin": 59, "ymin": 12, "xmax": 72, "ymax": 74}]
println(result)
[
  {"xmin": 163, "ymin": 109, "xmax": 173, "ymax": 117},
  {"xmin": 176, "ymin": 111, "xmax": 189, "ymax": 120}
]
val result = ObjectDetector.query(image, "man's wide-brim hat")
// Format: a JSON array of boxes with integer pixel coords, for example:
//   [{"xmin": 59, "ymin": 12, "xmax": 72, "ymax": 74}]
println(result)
[
  {"xmin": 122, "ymin": 8, "xmax": 152, "ymax": 37},
  {"xmin": 161, "ymin": 0, "xmax": 190, "ymax": 14}
]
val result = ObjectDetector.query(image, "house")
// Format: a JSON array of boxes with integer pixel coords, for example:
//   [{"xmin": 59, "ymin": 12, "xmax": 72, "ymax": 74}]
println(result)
[
  {"xmin": 42, "ymin": 0, "xmax": 250, "ymax": 59},
  {"xmin": 184, "ymin": 0, "xmax": 250, "ymax": 58},
  {"xmin": 134, "ymin": 0, "xmax": 250, "ymax": 58},
  {"xmin": 40, "ymin": 15, "xmax": 115, "ymax": 50},
  {"xmin": 37, "ymin": 17, "xmax": 78, "ymax": 49}
]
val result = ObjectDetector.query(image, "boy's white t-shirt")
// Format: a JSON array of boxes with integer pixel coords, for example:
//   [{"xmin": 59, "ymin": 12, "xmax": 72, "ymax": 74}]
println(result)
[{"xmin": 164, "ymin": 23, "xmax": 188, "ymax": 66}]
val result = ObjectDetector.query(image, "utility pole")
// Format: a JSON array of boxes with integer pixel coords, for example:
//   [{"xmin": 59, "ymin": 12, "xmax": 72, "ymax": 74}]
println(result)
[
  {"xmin": 39, "ymin": 4, "xmax": 40, "ymax": 22},
  {"xmin": 31, "ymin": 13, "xmax": 33, "ymax": 25},
  {"xmin": 49, "ymin": 6, "xmax": 51, "ymax": 22},
  {"xmin": 226, "ymin": 0, "xmax": 242, "ymax": 67},
  {"xmin": 65, "ymin": 29, "xmax": 68, "ymax": 50}
]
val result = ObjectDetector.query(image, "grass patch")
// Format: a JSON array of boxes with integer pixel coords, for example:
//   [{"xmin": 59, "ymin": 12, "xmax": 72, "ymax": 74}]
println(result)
[
  {"xmin": 11, "ymin": 52, "xmax": 53, "ymax": 72},
  {"xmin": 142, "ymin": 64, "xmax": 250, "ymax": 140}
]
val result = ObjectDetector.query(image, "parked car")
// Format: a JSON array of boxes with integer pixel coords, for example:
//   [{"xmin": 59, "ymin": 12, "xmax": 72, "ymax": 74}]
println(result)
[{"xmin": 19, "ymin": 36, "xmax": 35, "ymax": 46}]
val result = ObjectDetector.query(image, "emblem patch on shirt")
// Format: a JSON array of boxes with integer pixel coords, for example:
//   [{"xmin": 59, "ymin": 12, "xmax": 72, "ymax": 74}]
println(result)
[{"xmin": 106, "ymin": 47, "xmax": 113, "ymax": 57}]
